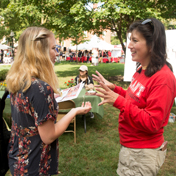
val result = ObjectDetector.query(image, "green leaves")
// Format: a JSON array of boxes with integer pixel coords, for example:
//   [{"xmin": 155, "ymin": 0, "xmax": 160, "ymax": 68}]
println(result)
[{"xmin": 0, "ymin": 0, "xmax": 175, "ymax": 50}]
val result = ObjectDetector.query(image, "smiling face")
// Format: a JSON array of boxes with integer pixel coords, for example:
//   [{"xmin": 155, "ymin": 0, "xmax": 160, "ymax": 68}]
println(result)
[
  {"xmin": 128, "ymin": 30, "xmax": 151, "ymax": 68},
  {"xmin": 49, "ymin": 34, "xmax": 59, "ymax": 64}
]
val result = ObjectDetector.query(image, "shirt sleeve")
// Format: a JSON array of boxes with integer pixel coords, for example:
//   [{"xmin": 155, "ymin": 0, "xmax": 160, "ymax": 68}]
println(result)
[
  {"xmin": 31, "ymin": 82, "xmax": 58, "ymax": 127},
  {"xmin": 113, "ymin": 85, "xmax": 126, "ymax": 97},
  {"xmin": 113, "ymin": 84, "xmax": 175, "ymax": 133}
]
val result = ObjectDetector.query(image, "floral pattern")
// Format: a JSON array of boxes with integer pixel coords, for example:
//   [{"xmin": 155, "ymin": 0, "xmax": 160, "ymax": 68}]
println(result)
[{"xmin": 8, "ymin": 78, "xmax": 59, "ymax": 176}]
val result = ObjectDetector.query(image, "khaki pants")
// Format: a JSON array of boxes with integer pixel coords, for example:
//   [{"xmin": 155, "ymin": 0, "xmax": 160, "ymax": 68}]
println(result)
[{"xmin": 117, "ymin": 145, "xmax": 166, "ymax": 176}]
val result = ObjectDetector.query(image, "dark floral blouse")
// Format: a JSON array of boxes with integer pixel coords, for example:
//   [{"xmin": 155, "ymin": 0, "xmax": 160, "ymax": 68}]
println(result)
[{"xmin": 8, "ymin": 78, "xmax": 59, "ymax": 176}]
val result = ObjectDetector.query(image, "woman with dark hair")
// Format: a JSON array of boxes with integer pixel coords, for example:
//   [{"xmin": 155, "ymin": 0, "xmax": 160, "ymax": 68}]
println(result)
[
  {"xmin": 75, "ymin": 65, "xmax": 95, "ymax": 118},
  {"xmin": 92, "ymin": 18, "xmax": 176, "ymax": 176},
  {"xmin": 75, "ymin": 65, "xmax": 94, "ymax": 89}
]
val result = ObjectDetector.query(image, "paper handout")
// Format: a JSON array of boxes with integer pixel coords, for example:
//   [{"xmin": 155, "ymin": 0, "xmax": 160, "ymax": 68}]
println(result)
[{"xmin": 56, "ymin": 82, "xmax": 84, "ymax": 102}]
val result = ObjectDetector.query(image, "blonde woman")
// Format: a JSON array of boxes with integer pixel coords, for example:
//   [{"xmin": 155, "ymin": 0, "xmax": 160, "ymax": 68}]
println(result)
[{"xmin": 6, "ymin": 27, "xmax": 92, "ymax": 176}]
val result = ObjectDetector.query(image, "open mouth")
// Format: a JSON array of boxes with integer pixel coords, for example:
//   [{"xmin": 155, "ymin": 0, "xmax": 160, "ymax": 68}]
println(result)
[{"xmin": 131, "ymin": 51, "xmax": 136, "ymax": 56}]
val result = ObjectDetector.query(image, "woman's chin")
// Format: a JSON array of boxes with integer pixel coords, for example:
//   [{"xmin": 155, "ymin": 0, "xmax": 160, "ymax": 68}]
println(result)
[
  {"xmin": 131, "ymin": 57, "xmax": 138, "ymax": 62},
  {"xmin": 51, "ymin": 61, "xmax": 55, "ymax": 66}
]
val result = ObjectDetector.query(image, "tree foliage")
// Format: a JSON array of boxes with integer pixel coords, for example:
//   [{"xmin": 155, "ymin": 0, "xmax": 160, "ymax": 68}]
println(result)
[
  {"xmin": 89, "ymin": 0, "xmax": 176, "ymax": 52},
  {"xmin": 0, "ymin": 0, "xmax": 10, "ymax": 9},
  {"xmin": 111, "ymin": 36, "xmax": 120, "ymax": 45},
  {"xmin": 0, "ymin": 0, "xmax": 176, "ymax": 52},
  {"xmin": 0, "ymin": 0, "xmax": 92, "ymax": 44}
]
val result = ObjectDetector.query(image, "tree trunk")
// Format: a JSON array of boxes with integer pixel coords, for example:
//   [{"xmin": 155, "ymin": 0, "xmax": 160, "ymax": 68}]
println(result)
[{"xmin": 116, "ymin": 30, "xmax": 126, "ymax": 54}]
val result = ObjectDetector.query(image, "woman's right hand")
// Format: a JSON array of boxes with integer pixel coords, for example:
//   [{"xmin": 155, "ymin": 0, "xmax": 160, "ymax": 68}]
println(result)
[
  {"xmin": 38, "ymin": 101, "xmax": 92, "ymax": 144},
  {"xmin": 74, "ymin": 101, "xmax": 92, "ymax": 115},
  {"xmin": 92, "ymin": 70, "xmax": 115, "ymax": 90}
]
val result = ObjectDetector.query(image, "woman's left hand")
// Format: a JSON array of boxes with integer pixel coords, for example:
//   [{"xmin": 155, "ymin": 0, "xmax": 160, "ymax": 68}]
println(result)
[
  {"xmin": 75, "ymin": 101, "xmax": 92, "ymax": 115},
  {"xmin": 95, "ymin": 82, "xmax": 119, "ymax": 106}
]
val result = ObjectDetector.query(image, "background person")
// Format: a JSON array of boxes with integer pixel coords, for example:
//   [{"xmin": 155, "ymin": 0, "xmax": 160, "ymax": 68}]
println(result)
[
  {"xmin": 6, "ymin": 27, "xmax": 92, "ymax": 176},
  {"xmin": 92, "ymin": 48, "xmax": 99, "ymax": 66},
  {"xmin": 69, "ymin": 49, "xmax": 73, "ymax": 62},
  {"xmin": 78, "ymin": 50, "xmax": 82, "ymax": 58},
  {"xmin": 14, "ymin": 47, "xmax": 18, "ymax": 57},
  {"xmin": 4, "ymin": 49, "xmax": 7, "ymax": 58},
  {"xmin": 59, "ymin": 50, "xmax": 63, "ymax": 60},
  {"xmin": 92, "ymin": 18, "xmax": 176, "ymax": 176},
  {"xmin": 108, "ymin": 50, "xmax": 111, "ymax": 62},
  {"xmin": 6, "ymin": 49, "xmax": 10, "ymax": 57},
  {"xmin": 75, "ymin": 65, "xmax": 94, "ymax": 118},
  {"xmin": 75, "ymin": 65, "xmax": 94, "ymax": 90},
  {"xmin": 87, "ymin": 51, "xmax": 90, "ymax": 63},
  {"xmin": 0, "ymin": 49, "xmax": 3, "ymax": 63}
]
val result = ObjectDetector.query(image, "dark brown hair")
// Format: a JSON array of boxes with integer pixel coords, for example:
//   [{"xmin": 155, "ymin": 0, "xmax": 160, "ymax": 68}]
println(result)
[
  {"xmin": 128, "ymin": 18, "xmax": 172, "ymax": 76},
  {"xmin": 79, "ymin": 71, "xmax": 88, "ymax": 84}
]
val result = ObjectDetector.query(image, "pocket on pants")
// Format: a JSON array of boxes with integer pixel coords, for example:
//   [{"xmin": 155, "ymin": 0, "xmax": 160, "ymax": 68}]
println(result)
[{"xmin": 155, "ymin": 149, "xmax": 167, "ymax": 171}]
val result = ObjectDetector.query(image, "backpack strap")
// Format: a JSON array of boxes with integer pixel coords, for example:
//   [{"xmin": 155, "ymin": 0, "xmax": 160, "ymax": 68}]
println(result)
[
  {"xmin": 1, "ymin": 90, "xmax": 9, "ymax": 102},
  {"xmin": 0, "ymin": 89, "xmax": 10, "ymax": 134},
  {"xmin": 0, "ymin": 89, "xmax": 10, "ymax": 175}
]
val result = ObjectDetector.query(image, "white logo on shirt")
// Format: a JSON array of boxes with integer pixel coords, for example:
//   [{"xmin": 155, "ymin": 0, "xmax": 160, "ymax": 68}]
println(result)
[{"xmin": 129, "ymin": 78, "xmax": 145, "ymax": 97}]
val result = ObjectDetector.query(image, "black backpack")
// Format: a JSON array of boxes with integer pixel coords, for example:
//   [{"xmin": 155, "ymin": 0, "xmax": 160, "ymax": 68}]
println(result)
[{"xmin": 0, "ymin": 90, "xmax": 10, "ymax": 176}]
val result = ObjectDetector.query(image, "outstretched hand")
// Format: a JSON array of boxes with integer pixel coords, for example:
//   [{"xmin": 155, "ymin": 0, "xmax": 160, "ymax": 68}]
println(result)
[
  {"xmin": 95, "ymin": 82, "xmax": 119, "ymax": 106},
  {"xmin": 76, "ymin": 101, "xmax": 92, "ymax": 115},
  {"xmin": 92, "ymin": 71, "xmax": 115, "ymax": 90}
]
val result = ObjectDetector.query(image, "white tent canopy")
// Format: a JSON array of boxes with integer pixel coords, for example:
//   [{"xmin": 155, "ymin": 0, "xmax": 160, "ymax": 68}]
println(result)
[
  {"xmin": 69, "ymin": 35, "xmax": 113, "ymax": 50},
  {"xmin": 111, "ymin": 44, "xmax": 123, "ymax": 57},
  {"xmin": 112, "ymin": 44, "xmax": 122, "ymax": 50},
  {"xmin": 111, "ymin": 50, "xmax": 121, "ymax": 57},
  {"xmin": 0, "ymin": 44, "xmax": 11, "ymax": 50}
]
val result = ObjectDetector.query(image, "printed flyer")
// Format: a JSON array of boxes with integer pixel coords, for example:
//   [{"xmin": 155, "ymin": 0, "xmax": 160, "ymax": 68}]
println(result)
[{"xmin": 56, "ymin": 82, "xmax": 84, "ymax": 102}]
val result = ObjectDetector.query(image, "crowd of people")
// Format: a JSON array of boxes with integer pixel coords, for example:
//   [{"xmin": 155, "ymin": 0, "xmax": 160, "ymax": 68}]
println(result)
[
  {"xmin": 0, "ymin": 49, "xmax": 11, "ymax": 63},
  {"xmin": 3, "ymin": 17, "xmax": 176, "ymax": 176},
  {"xmin": 0, "ymin": 47, "xmax": 17, "ymax": 64},
  {"xmin": 67, "ymin": 49, "xmax": 112, "ymax": 63}
]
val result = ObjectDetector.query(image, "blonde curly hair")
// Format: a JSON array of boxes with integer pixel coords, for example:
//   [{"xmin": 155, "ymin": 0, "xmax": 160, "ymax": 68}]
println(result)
[{"xmin": 6, "ymin": 26, "xmax": 60, "ymax": 94}]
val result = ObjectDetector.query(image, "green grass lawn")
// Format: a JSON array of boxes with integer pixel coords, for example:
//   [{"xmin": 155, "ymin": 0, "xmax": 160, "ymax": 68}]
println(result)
[
  {"xmin": 0, "ymin": 64, "xmax": 11, "ymax": 71},
  {"xmin": 54, "ymin": 61, "xmax": 129, "ymax": 90},
  {"xmin": 1, "ymin": 61, "xmax": 176, "ymax": 176}
]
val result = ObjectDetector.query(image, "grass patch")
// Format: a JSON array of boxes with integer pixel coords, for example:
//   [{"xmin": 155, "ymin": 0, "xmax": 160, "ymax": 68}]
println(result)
[
  {"xmin": 54, "ymin": 61, "xmax": 128, "ymax": 89},
  {"xmin": 0, "ymin": 65, "xmax": 11, "ymax": 71},
  {"xmin": 57, "ymin": 103, "xmax": 120, "ymax": 176},
  {"xmin": 1, "ymin": 62, "xmax": 176, "ymax": 176}
]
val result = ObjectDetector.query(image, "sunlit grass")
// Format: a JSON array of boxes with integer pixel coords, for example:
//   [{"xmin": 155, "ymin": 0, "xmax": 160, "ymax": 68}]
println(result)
[{"xmin": 0, "ymin": 64, "xmax": 11, "ymax": 71}]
